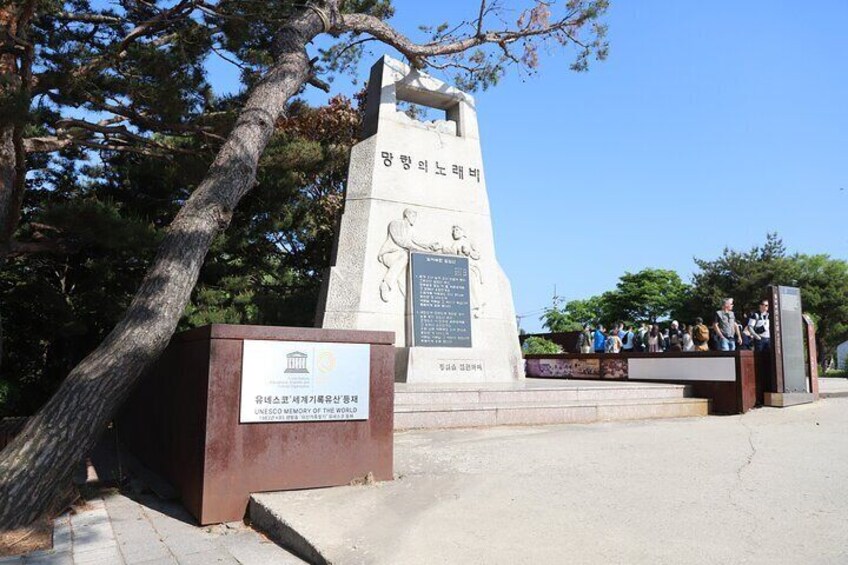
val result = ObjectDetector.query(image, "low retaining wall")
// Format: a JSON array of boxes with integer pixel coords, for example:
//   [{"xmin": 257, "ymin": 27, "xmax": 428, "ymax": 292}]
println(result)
[{"xmin": 525, "ymin": 351, "xmax": 759, "ymax": 414}]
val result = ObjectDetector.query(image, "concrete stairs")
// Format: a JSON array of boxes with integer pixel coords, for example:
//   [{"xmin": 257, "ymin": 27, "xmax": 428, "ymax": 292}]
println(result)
[{"xmin": 395, "ymin": 378, "xmax": 710, "ymax": 430}]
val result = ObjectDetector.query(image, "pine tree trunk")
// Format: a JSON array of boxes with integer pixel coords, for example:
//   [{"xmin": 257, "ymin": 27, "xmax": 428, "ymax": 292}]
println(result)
[
  {"xmin": 0, "ymin": 6, "xmax": 18, "ymax": 376},
  {"xmin": 0, "ymin": 126, "xmax": 17, "ymax": 246},
  {"xmin": 0, "ymin": 3, "xmax": 28, "ymax": 252},
  {"xmin": 0, "ymin": 9, "xmax": 324, "ymax": 529}
]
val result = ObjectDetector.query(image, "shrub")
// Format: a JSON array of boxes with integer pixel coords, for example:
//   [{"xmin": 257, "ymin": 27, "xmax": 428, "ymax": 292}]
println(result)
[{"xmin": 522, "ymin": 337, "xmax": 562, "ymax": 355}]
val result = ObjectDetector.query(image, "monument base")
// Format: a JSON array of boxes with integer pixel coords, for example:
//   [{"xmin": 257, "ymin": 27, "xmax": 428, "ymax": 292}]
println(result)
[
  {"xmin": 764, "ymin": 392, "xmax": 815, "ymax": 407},
  {"xmin": 118, "ymin": 324, "xmax": 395, "ymax": 525},
  {"xmin": 395, "ymin": 347, "xmax": 522, "ymax": 384}
]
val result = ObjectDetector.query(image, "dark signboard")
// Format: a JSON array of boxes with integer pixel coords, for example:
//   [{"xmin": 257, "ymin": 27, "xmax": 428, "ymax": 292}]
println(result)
[
  {"xmin": 769, "ymin": 285, "xmax": 807, "ymax": 393},
  {"xmin": 410, "ymin": 252, "xmax": 472, "ymax": 348}
]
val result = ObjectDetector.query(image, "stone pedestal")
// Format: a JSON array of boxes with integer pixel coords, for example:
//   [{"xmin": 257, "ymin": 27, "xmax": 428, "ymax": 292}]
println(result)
[
  {"xmin": 118, "ymin": 325, "xmax": 395, "ymax": 525},
  {"xmin": 764, "ymin": 391, "xmax": 816, "ymax": 407},
  {"xmin": 316, "ymin": 56, "xmax": 523, "ymax": 383}
]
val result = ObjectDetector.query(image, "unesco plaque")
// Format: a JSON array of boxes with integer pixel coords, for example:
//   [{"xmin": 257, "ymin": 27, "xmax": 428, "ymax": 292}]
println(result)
[
  {"xmin": 410, "ymin": 253, "xmax": 472, "ymax": 347},
  {"xmin": 239, "ymin": 340, "xmax": 370, "ymax": 423}
]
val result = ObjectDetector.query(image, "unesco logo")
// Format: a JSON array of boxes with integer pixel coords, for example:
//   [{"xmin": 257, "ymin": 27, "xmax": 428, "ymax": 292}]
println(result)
[{"xmin": 284, "ymin": 351, "xmax": 309, "ymax": 373}]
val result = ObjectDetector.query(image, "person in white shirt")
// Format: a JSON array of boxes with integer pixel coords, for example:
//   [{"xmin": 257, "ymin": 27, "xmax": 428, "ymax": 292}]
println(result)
[
  {"xmin": 682, "ymin": 325, "xmax": 694, "ymax": 351},
  {"xmin": 747, "ymin": 300, "xmax": 771, "ymax": 352}
]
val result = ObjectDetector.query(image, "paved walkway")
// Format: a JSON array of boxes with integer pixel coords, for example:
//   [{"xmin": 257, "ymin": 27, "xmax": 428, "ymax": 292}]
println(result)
[
  {"xmin": 1, "ymin": 492, "xmax": 303, "ymax": 564},
  {"xmin": 819, "ymin": 376, "xmax": 848, "ymax": 396},
  {"xmin": 254, "ymin": 393, "xmax": 848, "ymax": 564},
  {"xmin": 6, "ymin": 379, "xmax": 846, "ymax": 565}
]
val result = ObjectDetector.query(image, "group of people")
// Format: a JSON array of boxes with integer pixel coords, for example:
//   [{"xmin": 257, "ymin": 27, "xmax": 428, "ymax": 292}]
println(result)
[{"xmin": 575, "ymin": 298, "xmax": 772, "ymax": 354}]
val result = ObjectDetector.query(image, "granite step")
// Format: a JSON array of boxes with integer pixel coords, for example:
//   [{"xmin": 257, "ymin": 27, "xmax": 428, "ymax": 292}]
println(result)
[
  {"xmin": 394, "ymin": 396, "xmax": 710, "ymax": 430},
  {"xmin": 395, "ymin": 381, "xmax": 694, "ymax": 406}
]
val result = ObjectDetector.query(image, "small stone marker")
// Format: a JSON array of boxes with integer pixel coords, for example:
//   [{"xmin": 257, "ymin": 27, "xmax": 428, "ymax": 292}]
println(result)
[{"xmin": 316, "ymin": 56, "xmax": 523, "ymax": 383}]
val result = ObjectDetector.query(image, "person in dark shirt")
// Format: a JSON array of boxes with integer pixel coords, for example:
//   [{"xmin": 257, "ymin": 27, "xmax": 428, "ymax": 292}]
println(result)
[
  {"xmin": 713, "ymin": 298, "xmax": 742, "ymax": 351},
  {"xmin": 577, "ymin": 325, "xmax": 593, "ymax": 354}
]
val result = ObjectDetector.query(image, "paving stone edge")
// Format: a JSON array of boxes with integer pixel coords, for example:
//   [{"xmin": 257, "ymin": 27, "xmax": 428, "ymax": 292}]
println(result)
[{"xmin": 248, "ymin": 497, "xmax": 328, "ymax": 565}]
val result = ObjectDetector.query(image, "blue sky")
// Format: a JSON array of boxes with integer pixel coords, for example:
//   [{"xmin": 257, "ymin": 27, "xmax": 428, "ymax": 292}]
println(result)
[{"xmin": 204, "ymin": 1, "xmax": 848, "ymax": 332}]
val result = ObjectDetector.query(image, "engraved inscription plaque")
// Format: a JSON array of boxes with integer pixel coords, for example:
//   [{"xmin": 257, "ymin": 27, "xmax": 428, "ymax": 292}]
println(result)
[
  {"xmin": 410, "ymin": 252, "xmax": 472, "ymax": 347},
  {"xmin": 777, "ymin": 286, "xmax": 807, "ymax": 393}
]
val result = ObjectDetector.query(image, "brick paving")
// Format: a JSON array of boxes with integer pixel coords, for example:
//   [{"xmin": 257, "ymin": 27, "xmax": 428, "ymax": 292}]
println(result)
[{"xmin": 0, "ymin": 492, "xmax": 304, "ymax": 564}]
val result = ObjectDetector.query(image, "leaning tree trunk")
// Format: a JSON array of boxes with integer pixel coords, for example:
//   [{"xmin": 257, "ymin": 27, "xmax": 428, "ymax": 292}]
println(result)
[{"xmin": 0, "ymin": 10, "xmax": 324, "ymax": 529}]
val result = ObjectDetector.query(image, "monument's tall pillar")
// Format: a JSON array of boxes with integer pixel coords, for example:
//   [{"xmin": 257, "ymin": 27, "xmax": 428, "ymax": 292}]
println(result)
[{"xmin": 316, "ymin": 56, "xmax": 523, "ymax": 383}]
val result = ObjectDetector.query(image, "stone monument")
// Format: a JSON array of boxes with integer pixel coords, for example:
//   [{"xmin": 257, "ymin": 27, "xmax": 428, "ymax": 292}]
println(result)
[
  {"xmin": 316, "ymin": 56, "xmax": 523, "ymax": 383},
  {"xmin": 764, "ymin": 285, "xmax": 815, "ymax": 406}
]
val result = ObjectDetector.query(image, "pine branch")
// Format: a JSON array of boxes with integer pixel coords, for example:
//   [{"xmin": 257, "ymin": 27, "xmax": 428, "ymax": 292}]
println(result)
[
  {"xmin": 54, "ymin": 12, "xmax": 123, "ymax": 25},
  {"xmin": 335, "ymin": 5, "xmax": 598, "ymax": 69},
  {"xmin": 72, "ymin": 0, "xmax": 197, "ymax": 78}
]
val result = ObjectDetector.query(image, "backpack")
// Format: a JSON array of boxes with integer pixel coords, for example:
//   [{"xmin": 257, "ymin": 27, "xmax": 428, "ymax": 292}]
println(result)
[
  {"xmin": 622, "ymin": 332, "xmax": 630, "ymax": 346},
  {"xmin": 694, "ymin": 324, "xmax": 709, "ymax": 343}
]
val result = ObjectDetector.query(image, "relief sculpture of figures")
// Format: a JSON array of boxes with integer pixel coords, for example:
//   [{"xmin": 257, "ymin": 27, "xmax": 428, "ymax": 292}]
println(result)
[
  {"xmin": 445, "ymin": 225, "xmax": 486, "ymax": 318},
  {"xmin": 377, "ymin": 208, "xmax": 438, "ymax": 302}
]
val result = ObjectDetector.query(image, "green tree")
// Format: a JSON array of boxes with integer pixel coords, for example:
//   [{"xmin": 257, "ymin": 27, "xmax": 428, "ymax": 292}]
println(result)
[
  {"xmin": 686, "ymin": 234, "xmax": 848, "ymax": 364},
  {"xmin": 540, "ymin": 295, "xmax": 606, "ymax": 332},
  {"xmin": 0, "ymin": 95, "xmax": 359, "ymax": 417},
  {"xmin": 791, "ymin": 254, "xmax": 848, "ymax": 366},
  {"xmin": 1, "ymin": 0, "xmax": 220, "ymax": 256},
  {"xmin": 0, "ymin": 199, "xmax": 159, "ymax": 417},
  {"xmin": 522, "ymin": 336, "xmax": 562, "ymax": 355},
  {"xmin": 604, "ymin": 268, "xmax": 689, "ymax": 324},
  {"xmin": 687, "ymin": 233, "xmax": 793, "ymax": 317},
  {"xmin": 0, "ymin": 0, "xmax": 610, "ymax": 528}
]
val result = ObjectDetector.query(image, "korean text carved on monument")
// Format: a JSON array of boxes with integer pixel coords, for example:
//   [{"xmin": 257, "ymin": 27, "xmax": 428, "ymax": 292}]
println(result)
[
  {"xmin": 411, "ymin": 253, "xmax": 472, "ymax": 348},
  {"xmin": 380, "ymin": 150, "xmax": 482, "ymax": 183}
]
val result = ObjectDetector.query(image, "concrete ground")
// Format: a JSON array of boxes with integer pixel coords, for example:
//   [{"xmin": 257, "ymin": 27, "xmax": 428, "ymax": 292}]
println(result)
[
  {"xmin": 254, "ymin": 390, "xmax": 848, "ymax": 564},
  {"xmin": 7, "ymin": 379, "xmax": 847, "ymax": 565},
  {"xmin": 819, "ymin": 376, "xmax": 848, "ymax": 397},
  {"xmin": 1, "ymin": 492, "xmax": 304, "ymax": 564}
]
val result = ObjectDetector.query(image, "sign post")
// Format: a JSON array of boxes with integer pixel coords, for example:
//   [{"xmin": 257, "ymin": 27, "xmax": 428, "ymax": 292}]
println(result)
[{"xmin": 765, "ymin": 286, "xmax": 815, "ymax": 407}]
